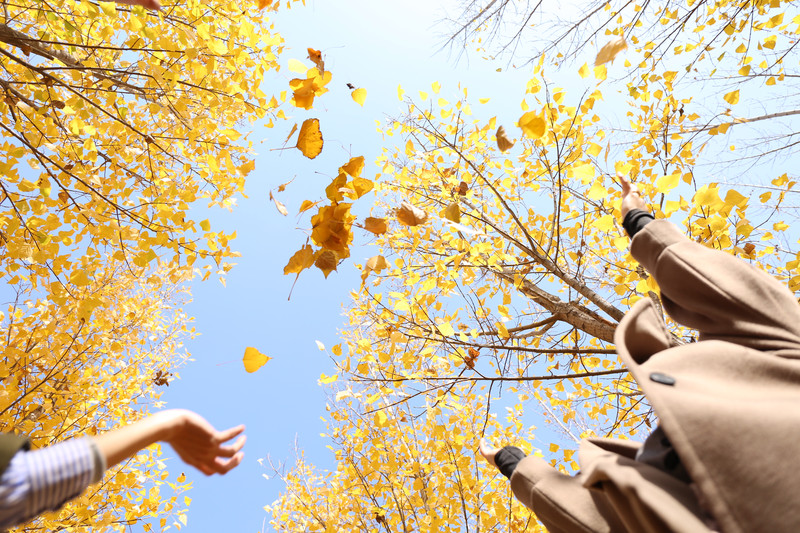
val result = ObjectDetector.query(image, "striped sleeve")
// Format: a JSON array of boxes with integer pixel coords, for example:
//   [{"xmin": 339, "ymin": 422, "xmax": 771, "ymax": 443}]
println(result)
[{"xmin": 0, "ymin": 437, "xmax": 100, "ymax": 530}]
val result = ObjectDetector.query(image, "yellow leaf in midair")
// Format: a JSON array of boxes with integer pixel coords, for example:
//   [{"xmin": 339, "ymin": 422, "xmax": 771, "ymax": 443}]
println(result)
[
  {"xmin": 315, "ymin": 340, "xmax": 325, "ymax": 351},
  {"xmin": 319, "ymin": 373, "xmax": 338, "ymax": 384},
  {"xmin": 363, "ymin": 217, "xmax": 388, "ymax": 235},
  {"xmin": 518, "ymin": 111, "xmax": 547, "ymax": 140},
  {"xmin": 351, "ymin": 177, "xmax": 374, "ymax": 199},
  {"xmin": 298, "ymin": 200, "xmax": 319, "ymax": 214},
  {"xmin": 723, "ymin": 90, "xmax": 740, "ymax": 105},
  {"xmin": 243, "ymin": 347, "xmax": 271, "ymax": 373},
  {"xmin": 595, "ymin": 36, "xmax": 628, "ymax": 66},
  {"xmin": 269, "ymin": 191, "xmax": 288, "ymax": 216},
  {"xmin": 365, "ymin": 255, "xmax": 388, "ymax": 273},
  {"xmin": 296, "ymin": 118, "xmax": 323, "ymax": 159},
  {"xmin": 495, "ymin": 126, "xmax": 515, "ymax": 152},
  {"xmin": 284, "ymin": 123, "xmax": 298, "ymax": 144},
  {"xmin": 315, "ymin": 250, "xmax": 338, "ymax": 278},
  {"xmin": 578, "ymin": 62, "xmax": 590, "ymax": 78},
  {"xmin": 396, "ymin": 202, "xmax": 428, "ymax": 226},
  {"xmin": 441, "ymin": 202, "xmax": 461, "ymax": 223},
  {"xmin": 340, "ymin": 156, "xmax": 365, "ymax": 178},
  {"xmin": 288, "ymin": 58, "xmax": 308, "ymax": 74},
  {"xmin": 283, "ymin": 245, "xmax": 315, "ymax": 275},
  {"xmin": 351, "ymin": 88, "xmax": 367, "ymax": 106}
]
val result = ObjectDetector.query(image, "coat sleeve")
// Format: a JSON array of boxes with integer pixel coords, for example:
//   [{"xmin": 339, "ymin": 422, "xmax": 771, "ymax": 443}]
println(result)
[
  {"xmin": 630, "ymin": 220, "xmax": 800, "ymax": 349},
  {"xmin": 509, "ymin": 455, "xmax": 623, "ymax": 533}
]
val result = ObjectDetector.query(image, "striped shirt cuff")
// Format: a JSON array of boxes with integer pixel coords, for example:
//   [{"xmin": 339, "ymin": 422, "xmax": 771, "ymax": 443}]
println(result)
[{"xmin": 22, "ymin": 437, "xmax": 97, "ymax": 518}]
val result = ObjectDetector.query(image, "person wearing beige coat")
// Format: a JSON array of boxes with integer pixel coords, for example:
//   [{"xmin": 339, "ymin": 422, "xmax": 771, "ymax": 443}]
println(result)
[{"xmin": 480, "ymin": 176, "xmax": 800, "ymax": 533}]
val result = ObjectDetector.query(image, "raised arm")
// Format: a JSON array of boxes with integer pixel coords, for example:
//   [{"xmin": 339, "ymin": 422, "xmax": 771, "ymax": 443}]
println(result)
[{"xmin": 619, "ymin": 175, "xmax": 800, "ymax": 349}]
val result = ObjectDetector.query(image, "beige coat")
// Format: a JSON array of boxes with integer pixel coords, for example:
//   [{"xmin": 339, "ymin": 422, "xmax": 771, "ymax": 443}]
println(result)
[{"xmin": 509, "ymin": 220, "xmax": 800, "ymax": 533}]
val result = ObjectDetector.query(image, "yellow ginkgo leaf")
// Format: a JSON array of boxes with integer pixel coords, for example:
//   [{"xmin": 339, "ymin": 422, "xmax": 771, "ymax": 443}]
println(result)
[
  {"xmin": 283, "ymin": 245, "xmax": 315, "ymax": 275},
  {"xmin": 363, "ymin": 217, "xmax": 387, "ymax": 235},
  {"xmin": 296, "ymin": 118, "xmax": 323, "ymax": 159},
  {"xmin": 723, "ymin": 89, "xmax": 740, "ymax": 105},
  {"xmin": 288, "ymin": 58, "xmax": 308, "ymax": 74},
  {"xmin": 595, "ymin": 36, "xmax": 628, "ymax": 66},
  {"xmin": 351, "ymin": 88, "xmax": 367, "ymax": 106},
  {"xmin": 340, "ymin": 156, "xmax": 365, "ymax": 178},
  {"xmin": 495, "ymin": 126, "xmax": 515, "ymax": 152},
  {"xmin": 396, "ymin": 201, "xmax": 428, "ymax": 226},
  {"xmin": 243, "ymin": 347, "xmax": 271, "ymax": 373},
  {"xmin": 441, "ymin": 202, "xmax": 461, "ymax": 223},
  {"xmin": 315, "ymin": 249, "xmax": 338, "ymax": 278},
  {"xmin": 70, "ymin": 270, "xmax": 91, "ymax": 287},
  {"xmin": 518, "ymin": 111, "xmax": 547, "ymax": 140}
]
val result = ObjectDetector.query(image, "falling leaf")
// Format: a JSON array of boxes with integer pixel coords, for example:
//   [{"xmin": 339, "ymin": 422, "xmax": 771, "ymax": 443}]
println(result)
[
  {"xmin": 495, "ymin": 126, "xmax": 515, "ymax": 152},
  {"xmin": 723, "ymin": 89, "xmax": 740, "ymax": 105},
  {"xmin": 284, "ymin": 123, "xmax": 298, "ymax": 144},
  {"xmin": 315, "ymin": 340, "xmax": 325, "ymax": 351},
  {"xmin": 315, "ymin": 249, "xmax": 338, "ymax": 278},
  {"xmin": 743, "ymin": 243, "xmax": 756, "ymax": 255},
  {"xmin": 243, "ymin": 347, "xmax": 271, "ymax": 373},
  {"xmin": 346, "ymin": 83, "xmax": 356, "ymax": 89},
  {"xmin": 269, "ymin": 191, "xmax": 288, "ymax": 216},
  {"xmin": 363, "ymin": 217, "xmax": 387, "ymax": 235},
  {"xmin": 361, "ymin": 255, "xmax": 388, "ymax": 284},
  {"xmin": 277, "ymin": 178, "xmax": 293, "ymax": 193},
  {"xmin": 441, "ymin": 202, "xmax": 461, "ymax": 223},
  {"xmin": 396, "ymin": 201, "xmax": 428, "ymax": 226},
  {"xmin": 298, "ymin": 200, "xmax": 319, "ymax": 214},
  {"xmin": 519, "ymin": 111, "xmax": 547, "ymax": 140},
  {"xmin": 307, "ymin": 48, "xmax": 324, "ymax": 72},
  {"xmin": 296, "ymin": 118, "xmax": 323, "ymax": 159},
  {"xmin": 351, "ymin": 88, "xmax": 367, "ymax": 106},
  {"xmin": 283, "ymin": 244, "xmax": 315, "ymax": 275},
  {"xmin": 340, "ymin": 156, "xmax": 365, "ymax": 178},
  {"xmin": 595, "ymin": 36, "xmax": 628, "ymax": 66},
  {"xmin": 288, "ymin": 58, "xmax": 308, "ymax": 74},
  {"xmin": 456, "ymin": 181, "xmax": 469, "ymax": 195},
  {"xmin": 351, "ymin": 177, "xmax": 374, "ymax": 199},
  {"xmin": 365, "ymin": 255, "xmax": 388, "ymax": 273}
]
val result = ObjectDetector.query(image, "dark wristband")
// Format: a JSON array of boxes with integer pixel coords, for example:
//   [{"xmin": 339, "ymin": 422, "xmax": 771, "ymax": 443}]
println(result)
[
  {"xmin": 623, "ymin": 209, "xmax": 655, "ymax": 238},
  {"xmin": 495, "ymin": 446, "xmax": 526, "ymax": 479}
]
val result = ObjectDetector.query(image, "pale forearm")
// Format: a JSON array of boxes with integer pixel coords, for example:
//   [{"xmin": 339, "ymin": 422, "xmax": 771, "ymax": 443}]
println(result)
[{"xmin": 92, "ymin": 410, "xmax": 179, "ymax": 469}]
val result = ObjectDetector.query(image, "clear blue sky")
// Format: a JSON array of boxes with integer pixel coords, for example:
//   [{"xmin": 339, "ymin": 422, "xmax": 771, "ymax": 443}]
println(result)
[{"xmin": 157, "ymin": 2, "xmax": 583, "ymax": 531}]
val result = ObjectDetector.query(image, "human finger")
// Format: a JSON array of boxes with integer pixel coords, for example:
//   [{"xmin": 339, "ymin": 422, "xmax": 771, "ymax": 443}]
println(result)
[
  {"xmin": 216, "ymin": 435, "xmax": 246, "ymax": 458},
  {"xmin": 215, "ymin": 424, "xmax": 246, "ymax": 444}
]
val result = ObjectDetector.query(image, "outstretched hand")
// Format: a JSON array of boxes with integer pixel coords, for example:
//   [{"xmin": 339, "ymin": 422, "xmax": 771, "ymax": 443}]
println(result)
[
  {"xmin": 161, "ymin": 410, "xmax": 246, "ymax": 476},
  {"xmin": 479, "ymin": 438, "xmax": 499, "ymax": 468},
  {"xmin": 617, "ymin": 173, "xmax": 648, "ymax": 220}
]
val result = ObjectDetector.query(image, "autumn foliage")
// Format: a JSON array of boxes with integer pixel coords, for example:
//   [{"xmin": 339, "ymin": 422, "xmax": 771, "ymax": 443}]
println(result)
[{"xmin": 268, "ymin": 0, "xmax": 800, "ymax": 531}]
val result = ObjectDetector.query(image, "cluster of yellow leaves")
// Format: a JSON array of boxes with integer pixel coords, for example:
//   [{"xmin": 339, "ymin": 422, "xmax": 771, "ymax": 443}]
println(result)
[
  {"xmin": 271, "ymin": 6, "xmax": 800, "ymax": 522},
  {"xmin": 0, "ymin": 0, "xmax": 301, "ymax": 528},
  {"xmin": 268, "ymin": 377, "xmax": 540, "ymax": 532},
  {"xmin": 284, "ymin": 157, "xmax": 373, "ymax": 279}
]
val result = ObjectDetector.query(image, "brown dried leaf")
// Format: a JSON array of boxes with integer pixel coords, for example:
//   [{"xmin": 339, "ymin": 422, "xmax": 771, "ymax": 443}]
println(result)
[
  {"xmin": 315, "ymin": 249, "xmax": 338, "ymax": 278},
  {"xmin": 396, "ymin": 201, "xmax": 428, "ymax": 226},
  {"xmin": 496, "ymin": 126, "xmax": 515, "ymax": 152},
  {"xmin": 307, "ymin": 48, "xmax": 325, "ymax": 73}
]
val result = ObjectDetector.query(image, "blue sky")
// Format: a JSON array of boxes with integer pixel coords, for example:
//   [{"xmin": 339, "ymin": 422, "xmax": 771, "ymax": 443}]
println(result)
[{"xmin": 157, "ymin": 1, "xmax": 609, "ymax": 531}]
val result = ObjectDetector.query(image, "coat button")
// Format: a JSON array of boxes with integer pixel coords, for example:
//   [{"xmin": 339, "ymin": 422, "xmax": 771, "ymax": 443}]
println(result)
[{"xmin": 650, "ymin": 372, "xmax": 675, "ymax": 386}]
